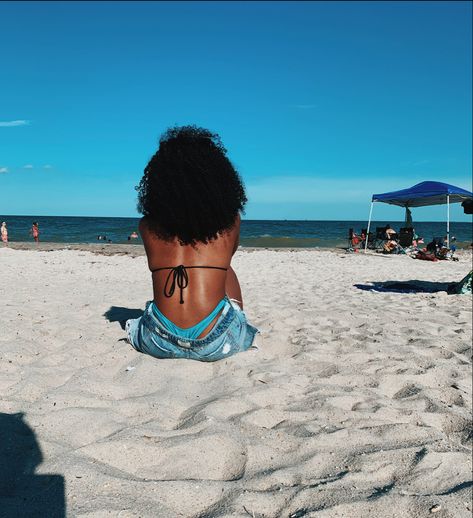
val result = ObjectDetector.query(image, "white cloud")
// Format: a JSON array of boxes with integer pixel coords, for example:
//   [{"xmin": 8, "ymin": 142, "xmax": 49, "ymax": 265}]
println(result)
[
  {"xmin": 0, "ymin": 167, "xmax": 8, "ymax": 173},
  {"xmin": 23, "ymin": 164, "xmax": 34, "ymax": 169},
  {"xmin": 43, "ymin": 164, "xmax": 52, "ymax": 169},
  {"xmin": 0, "ymin": 120, "xmax": 30, "ymax": 127}
]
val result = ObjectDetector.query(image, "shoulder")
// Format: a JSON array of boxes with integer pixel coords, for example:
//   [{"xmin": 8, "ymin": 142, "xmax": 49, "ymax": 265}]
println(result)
[
  {"xmin": 223, "ymin": 213, "xmax": 240, "ymax": 239},
  {"xmin": 230, "ymin": 213, "xmax": 241, "ymax": 254},
  {"xmin": 139, "ymin": 217, "xmax": 163, "ymax": 250},
  {"xmin": 138, "ymin": 217, "xmax": 147, "ymax": 234},
  {"xmin": 233, "ymin": 213, "xmax": 241, "ymax": 231}
]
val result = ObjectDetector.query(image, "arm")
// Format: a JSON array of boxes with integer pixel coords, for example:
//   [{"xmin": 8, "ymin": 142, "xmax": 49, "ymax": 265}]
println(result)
[
  {"xmin": 226, "ymin": 214, "xmax": 243, "ymax": 307},
  {"xmin": 231, "ymin": 213, "xmax": 241, "ymax": 256}
]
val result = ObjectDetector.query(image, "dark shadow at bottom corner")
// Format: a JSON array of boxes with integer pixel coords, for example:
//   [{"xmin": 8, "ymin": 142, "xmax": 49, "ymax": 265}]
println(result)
[{"xmin": 0, "ymin": 412, "xmax": 65, "ymax": 518}]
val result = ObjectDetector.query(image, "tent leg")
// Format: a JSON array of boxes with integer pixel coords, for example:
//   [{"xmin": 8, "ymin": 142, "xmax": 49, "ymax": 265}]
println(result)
[
  {"xmin": 446, "ymin": 195, "xmax": 450, "ymax": 248},
  {"xmin": 365, "ymin": 202, "xmax": 374, "ymax": 252}
]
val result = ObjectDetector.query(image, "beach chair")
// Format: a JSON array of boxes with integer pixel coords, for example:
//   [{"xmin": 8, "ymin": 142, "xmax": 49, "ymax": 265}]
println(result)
[
  {"xmin": 360, "ymin": 228, "xmax": 375, "ymax": 249},
  {"xmin": 348, "ymin": 228, "xmax": 362, "ymax": 251},
  {"xmin": 374, "ymin": 227, "xmax": 389, "ymax": 249},
  {"xmin": 348, "ymin": 228, "xmax": 355, "ymax": 249},
  {"xmin": 398, "ymin": 227, "xmax": 414, "ymax": 248},
  {"xmin": 381, "ymin": 239, "xmax": 405, "ymax": 255}
]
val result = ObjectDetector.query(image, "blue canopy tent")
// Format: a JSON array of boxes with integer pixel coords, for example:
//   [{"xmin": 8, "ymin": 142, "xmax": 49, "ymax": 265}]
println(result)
[{"xmin": 365, "ymin": 181, "xmax": 473, "ymax": 251}]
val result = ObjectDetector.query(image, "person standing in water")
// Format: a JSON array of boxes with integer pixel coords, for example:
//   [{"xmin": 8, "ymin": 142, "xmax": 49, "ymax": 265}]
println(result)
[
  {"xmin": 1, "ymin": 222, "xmax": 8, "ymax": 244},
  {"xmin": 30, "ymin": 222, "xmax": 40, "ymax": 242}
]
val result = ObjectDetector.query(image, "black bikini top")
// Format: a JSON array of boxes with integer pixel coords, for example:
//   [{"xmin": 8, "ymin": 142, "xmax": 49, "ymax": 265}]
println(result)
[{"xmin": 151, "ymin": 265, "xmax": 228, "ymax": 304}]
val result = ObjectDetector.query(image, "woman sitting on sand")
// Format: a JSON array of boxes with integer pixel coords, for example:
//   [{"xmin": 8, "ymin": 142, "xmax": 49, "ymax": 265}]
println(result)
[
  {"xmin": 126, "ymin": 125, "xmax": 258, "ymax": 361},
  {"xmin": 384, "ymin": 224, "xmax": 397, "ymax": 240}
]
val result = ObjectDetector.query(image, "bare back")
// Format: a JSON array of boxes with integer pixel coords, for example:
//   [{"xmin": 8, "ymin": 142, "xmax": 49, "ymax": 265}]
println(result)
[{"xmin": 139, "ymin": 215, "xmax": 240, "ymax": 330}]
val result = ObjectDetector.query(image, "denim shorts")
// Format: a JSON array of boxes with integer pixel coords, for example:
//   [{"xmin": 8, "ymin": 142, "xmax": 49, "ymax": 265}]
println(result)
[{"xmin": 125, "ymin": 297, "xmax": 259, "ymax": 362}]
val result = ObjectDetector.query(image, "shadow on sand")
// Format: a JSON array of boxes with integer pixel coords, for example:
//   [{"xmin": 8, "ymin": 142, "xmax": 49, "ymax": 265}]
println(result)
[
  {"xmin": 103, "ymin": 306, "xmax": 143, "ymax": 330},
  {"xmin": 354, "ymin": 280, "xmax": 454, "ymax": 294},
  {"xmin": 0, "ymin": 412, "xmax": 65, "ymax": 517}
]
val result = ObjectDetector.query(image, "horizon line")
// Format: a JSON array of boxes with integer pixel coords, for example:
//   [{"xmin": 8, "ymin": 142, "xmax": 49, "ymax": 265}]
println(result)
[{"xmin": 0, "ymin": 214, "xmax": 471, "ymax": 224}]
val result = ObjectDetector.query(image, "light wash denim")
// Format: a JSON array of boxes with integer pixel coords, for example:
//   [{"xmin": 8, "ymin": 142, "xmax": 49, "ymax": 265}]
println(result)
[{"xmin": 125, "ymin": 297, "xmax": 258, "ymax": 362}]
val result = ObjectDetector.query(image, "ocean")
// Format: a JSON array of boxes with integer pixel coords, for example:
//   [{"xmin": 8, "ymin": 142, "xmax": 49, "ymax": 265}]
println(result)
[{"xmin": 1, "ymin": 215, "xmax": 472, "ymax": 248}]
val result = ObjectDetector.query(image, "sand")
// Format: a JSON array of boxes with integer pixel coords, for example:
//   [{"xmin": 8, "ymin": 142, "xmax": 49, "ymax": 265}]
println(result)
[{"xmin": 1, "ymin": 246, "xmax": 471, "ymax": 518}]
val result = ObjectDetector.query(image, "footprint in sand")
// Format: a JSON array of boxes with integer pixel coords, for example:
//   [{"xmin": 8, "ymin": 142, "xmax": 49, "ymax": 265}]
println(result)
[
  {"xmin": 392, "ymin": 384, "xmax": 423, "ymax": 399},
  {"xmin": 442, "ymin": 415, "xmax": 473, "ymax": 446}
]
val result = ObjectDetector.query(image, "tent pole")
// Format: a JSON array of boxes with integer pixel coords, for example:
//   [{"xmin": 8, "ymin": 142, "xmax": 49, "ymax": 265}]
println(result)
[
  {"xmin": 446, "ymin": 194, "xmax": 450, "ymax": 248},
  {"xmin": 365, "ymin": 201, "xmax": 374, "ymax": 252}
]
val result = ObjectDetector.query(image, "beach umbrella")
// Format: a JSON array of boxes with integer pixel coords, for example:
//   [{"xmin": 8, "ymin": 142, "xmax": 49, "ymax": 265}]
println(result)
[{"xmin": 364, "ymin": 181, "xmax": 473, "ymax": 251}]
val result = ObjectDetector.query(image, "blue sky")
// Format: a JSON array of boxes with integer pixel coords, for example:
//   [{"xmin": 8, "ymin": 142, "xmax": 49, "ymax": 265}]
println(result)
[{"xmin": 1, "ymin": 1, "xmax": 471, "ymax": 221}]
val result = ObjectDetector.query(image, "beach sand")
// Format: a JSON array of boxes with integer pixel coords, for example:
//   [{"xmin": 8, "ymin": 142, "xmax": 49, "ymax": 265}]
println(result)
[{"xmin": 1, "ymin": 246, "xmax": 471, "ymax": 517}]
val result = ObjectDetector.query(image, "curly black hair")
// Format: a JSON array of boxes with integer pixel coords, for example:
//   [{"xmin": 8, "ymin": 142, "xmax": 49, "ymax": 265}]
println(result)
[{"xmin": 136, "ymin": 125, "xmax": 247, "ymax": 246}]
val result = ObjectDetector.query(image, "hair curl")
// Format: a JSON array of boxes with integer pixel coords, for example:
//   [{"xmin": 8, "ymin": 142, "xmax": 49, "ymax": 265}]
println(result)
[{"xmin": 136, "ymin": 125, "xmax": 247, "ymax": 246}]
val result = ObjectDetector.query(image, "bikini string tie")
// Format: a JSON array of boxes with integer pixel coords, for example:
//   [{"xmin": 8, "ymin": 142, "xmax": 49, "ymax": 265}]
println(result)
[{"xmin": 163, "ymin": 265, "xmax": 189, "ymax": 304}]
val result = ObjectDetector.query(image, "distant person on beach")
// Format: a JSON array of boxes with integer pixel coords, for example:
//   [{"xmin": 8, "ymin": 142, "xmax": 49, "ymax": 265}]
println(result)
[
  {"xmin": 383, "ymin": 239, "xmax": 399, "ymax": 253},
  {"xmin": 1, "ymin": 222, "xmax": 8, "ymax": 244},
  {"xmin": 97, "ymin": 235, "xmax": 107, "ymax": 241},
  {"xmin": 412, "ymin": 230, "xmax": 424, "ymax": 248},
  {"xmin": 126, "ymin": 125, "xmax": 258, "ymax": 361},
  {"xmin": 385, "ymin": 224, "xmax": 397, "ymax": 240},
  {"xmin": 127, "ymin": 231, "xmax": 139, "ymax": 241},
  {"xmin": 30, "ymin": 222, "xmax": 39, "ymax": 242},
  {"xmin": 450, "ymin": 236, "xmax": 457, "ymax": 252}
]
